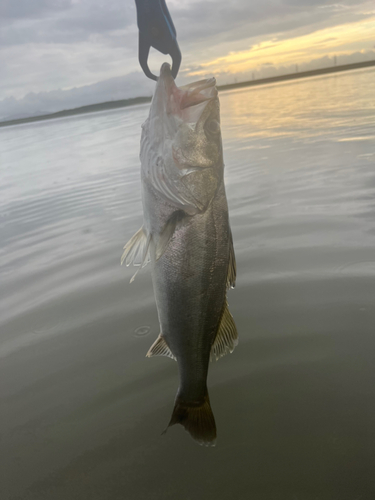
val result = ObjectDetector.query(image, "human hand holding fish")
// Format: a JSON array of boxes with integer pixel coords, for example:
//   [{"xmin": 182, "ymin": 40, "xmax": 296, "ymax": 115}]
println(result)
[{"xmin": 122, "ymin": 62, "xmax": 238, "ymax": 446}]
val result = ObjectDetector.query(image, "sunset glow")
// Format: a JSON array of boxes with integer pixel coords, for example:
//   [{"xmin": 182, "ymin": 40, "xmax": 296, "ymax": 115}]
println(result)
[{"xmin": 188, "ymin": 17, "xmax": 375, "ymax": 77}]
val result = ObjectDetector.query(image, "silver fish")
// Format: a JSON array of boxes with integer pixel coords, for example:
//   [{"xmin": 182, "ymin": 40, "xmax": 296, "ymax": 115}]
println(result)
[{"xmin": 122, "ymin": 63, "xmax": 237, "ymax": 446}]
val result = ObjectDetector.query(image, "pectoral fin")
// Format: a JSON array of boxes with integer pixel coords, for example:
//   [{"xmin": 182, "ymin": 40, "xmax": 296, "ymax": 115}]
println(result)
[
  {"xmin": 121, "ymin": 226, "xmax": 151, "ymax": 282},
  {"xmin": 210, "ymin": 301, "xmax": 238, "ymax": 361},
  {"xmin": 146, "ymin": 334, "xmax": 176, "ymax": 361}
]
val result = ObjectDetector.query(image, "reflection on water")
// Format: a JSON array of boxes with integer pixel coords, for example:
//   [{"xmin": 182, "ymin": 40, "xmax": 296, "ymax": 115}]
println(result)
[
  {"xmin": 222, "ymin": 68, "xmax": 375, "ymax": 141},
  {"xmin": 1, "ymin": 68, "xmax": 375, "ymax": 499}
]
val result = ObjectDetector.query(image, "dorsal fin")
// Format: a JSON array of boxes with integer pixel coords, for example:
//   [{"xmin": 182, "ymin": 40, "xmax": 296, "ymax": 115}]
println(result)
[
  {"xmin": 210, "ymin": 301, "xmax": 238, "ymax": 362},
  {"xmin": 226, "ymin": 228, "xmax": 236, "ymax": 289},
  {"xmin": 146, "ymin": 334, "xmax": 176, "ymax": 361}
]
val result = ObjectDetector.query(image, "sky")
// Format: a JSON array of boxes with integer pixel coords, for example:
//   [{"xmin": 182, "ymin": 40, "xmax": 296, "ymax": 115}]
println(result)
[{"xmin": 0, "ymin": 0, "xmax": 374, "ymax": 120}]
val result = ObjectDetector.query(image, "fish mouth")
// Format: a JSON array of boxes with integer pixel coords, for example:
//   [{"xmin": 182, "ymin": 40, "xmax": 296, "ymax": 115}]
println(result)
[
  {"xmin": 179, "ymin": 77, "xmax": 217, "ymax": 108},
  {"xmin": 157, "ymin": 63, "xmax": 217, "ymax": 122}
]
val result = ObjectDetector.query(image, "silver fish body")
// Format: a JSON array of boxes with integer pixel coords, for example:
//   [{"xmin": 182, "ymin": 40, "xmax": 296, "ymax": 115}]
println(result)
[{"xmin": 123, "ymin": 63, "xmax": 237, "ymax": 445}]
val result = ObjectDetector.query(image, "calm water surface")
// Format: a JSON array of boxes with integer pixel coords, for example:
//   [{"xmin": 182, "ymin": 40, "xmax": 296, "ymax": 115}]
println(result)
[{"xmin": 1, "ymin": 68, "xmax": 375, "ymax": 499}]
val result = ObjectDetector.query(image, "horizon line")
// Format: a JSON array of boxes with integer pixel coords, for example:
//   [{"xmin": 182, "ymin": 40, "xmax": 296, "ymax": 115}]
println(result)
[{"xmin": 1, "ymin": 59, "xmax": 374, "ymax": 128}]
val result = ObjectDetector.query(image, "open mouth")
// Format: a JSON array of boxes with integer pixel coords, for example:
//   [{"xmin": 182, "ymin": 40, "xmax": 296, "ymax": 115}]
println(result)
[
  {"xmin": 158, "ymin": 64, "xmax": 217, "ymax": 123},
  {"xmin": 178, "ymin": 78, "xmax": 217, "ymax": 109}
]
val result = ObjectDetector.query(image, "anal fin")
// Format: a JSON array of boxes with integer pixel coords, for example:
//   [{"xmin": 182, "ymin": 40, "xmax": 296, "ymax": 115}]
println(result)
[
  {"xmin": 210, "ymin": 301, "xmax": 238, "ymax": 361},
  {"xmin": 146, "ymin": 334, "xmax": 176, "ymax": 361}
]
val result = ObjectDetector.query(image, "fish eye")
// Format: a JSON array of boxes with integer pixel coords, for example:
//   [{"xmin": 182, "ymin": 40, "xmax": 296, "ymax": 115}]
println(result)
[{"xmin": 205, "ymin": 119, "xmax": 220, "ymax": 135}]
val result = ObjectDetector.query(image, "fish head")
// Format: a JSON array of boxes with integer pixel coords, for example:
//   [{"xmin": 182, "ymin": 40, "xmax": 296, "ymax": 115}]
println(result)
[
  {"xmin": 144, "ymin": 63, "xmax": 223, "ymax": 172},
  {"xmin": 141, "ymin": 63, "xmax": 224, "ymax": 214}
]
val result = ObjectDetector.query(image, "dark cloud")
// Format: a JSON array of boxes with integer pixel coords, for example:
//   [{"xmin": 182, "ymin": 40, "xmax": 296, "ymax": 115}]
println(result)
[
  {"xmin": 0, "ymin": 0, "xmax": 136, "ymax": 45},
  {"xmin": 0, "ymin": 0, "xmax": 368, "ymax": 47},
  {"xmin": 55, "ymin": 0, "xmax": 135, "ymax": 35},
  {"xmin": 0, "ymin": 0, "xmax": 72, "ymax": 20}
]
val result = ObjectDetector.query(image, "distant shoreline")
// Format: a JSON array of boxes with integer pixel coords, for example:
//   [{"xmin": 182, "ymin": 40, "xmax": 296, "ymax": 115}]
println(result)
[
  {"xmin": 217, "ymin": 59, "xmax": 375, "ymax": 92},
  {"xmin": 1, "ymin": 59, "xmax": 374, "ymax": 128}
]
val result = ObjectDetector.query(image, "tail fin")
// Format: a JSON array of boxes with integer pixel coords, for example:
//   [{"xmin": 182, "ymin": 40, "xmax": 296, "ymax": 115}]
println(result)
[{"xmin": 164, "ymin": 391, "xmax": 217, "ymax": 446}]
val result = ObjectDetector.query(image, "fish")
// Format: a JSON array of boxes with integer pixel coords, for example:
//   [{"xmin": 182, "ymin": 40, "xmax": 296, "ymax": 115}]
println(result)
[{"xmin": 122, "ymin": 62, "xmax": 237, "ymax": 446}]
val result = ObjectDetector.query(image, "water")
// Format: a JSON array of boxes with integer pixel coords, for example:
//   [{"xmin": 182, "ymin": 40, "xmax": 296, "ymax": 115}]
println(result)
[{"xmin": 1, "ymin": 68, "xmax": 375, "ymax": 499}]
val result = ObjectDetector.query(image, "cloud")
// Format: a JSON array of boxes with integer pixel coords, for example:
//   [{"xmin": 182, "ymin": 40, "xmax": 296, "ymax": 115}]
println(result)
[
  {"xmin": 0, "ymin": 0, "xmax": 374, "ymax": 110},
  {"xmin": 0, "ymin": 71, "xmax": 155, "ymax": 121},
  {"xmin": 0, "ymin": 0, "xmax": 72, "ymax": 21},
  {"xmin": 171, "ymin": 0, "xmax": 367, "ymax": 43},
  {"xmin": 0, "ymin": 0, "xmax": 136, "ymax": 45},
  {"xmin": 2, "ymin": 48, "xmax": 374, "ymax": 122},
  {"xmin": 211, "ymin": 49, "xmax": 375, "ymax": 85}
]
